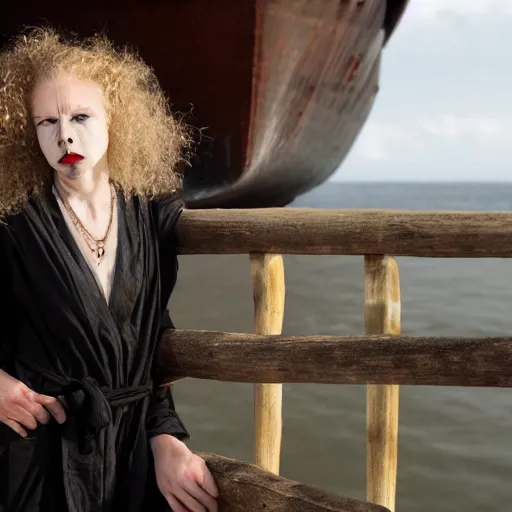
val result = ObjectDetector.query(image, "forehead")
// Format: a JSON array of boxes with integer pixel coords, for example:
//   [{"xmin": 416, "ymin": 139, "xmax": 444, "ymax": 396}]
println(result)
[{"xmin": 31, "ymin": 75, "xmax": 105, "ymax": 114}]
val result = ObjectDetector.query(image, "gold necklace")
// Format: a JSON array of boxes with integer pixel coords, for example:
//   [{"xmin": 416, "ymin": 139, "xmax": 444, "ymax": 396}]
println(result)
[{"xmin": 55, "ymin": 184, "xmax": 115, "ymax": 265}]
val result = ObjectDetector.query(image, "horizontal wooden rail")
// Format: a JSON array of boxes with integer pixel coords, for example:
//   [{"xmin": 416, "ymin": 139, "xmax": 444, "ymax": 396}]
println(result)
[
  {"xmin": 159, "ymin": 329, "xmax": 512, "ymax": 387},
  {"xmin": 199, "ymin": 451, "xmax": 389, "ymax": 512},
  {"xmin": 175, "ymin": 208, "xmax": 512, "ymax": 257}
]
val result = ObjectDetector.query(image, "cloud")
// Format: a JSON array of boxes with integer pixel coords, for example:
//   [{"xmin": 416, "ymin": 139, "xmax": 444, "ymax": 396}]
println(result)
[
  {"xmin": 353, "ymin": 115, "xmax": 508, "ymax": 161},
  {"xmin": 353, "ymin": 123, "xmax": 422, "ymax": 161},
  {"xmin": 418, "ymin": 115, "xmax": 508, "ymax": 146},
  {"xmin": 403, "ymin": 0, "xmax": 512, "ymax": 25},
  {"xmin": 415, "ymin": 0, "xmax": 507, "ymax": 17}
]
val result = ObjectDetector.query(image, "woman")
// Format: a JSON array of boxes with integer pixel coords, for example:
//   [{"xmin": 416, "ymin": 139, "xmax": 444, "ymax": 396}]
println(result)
[{"xmin": 0, "ymin": 27, "xmax": 218, "ymax": 512}]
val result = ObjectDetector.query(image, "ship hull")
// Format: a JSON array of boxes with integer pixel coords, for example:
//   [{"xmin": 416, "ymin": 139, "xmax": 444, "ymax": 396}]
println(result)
[{"xmin": 0, "ymin": 0, "xmax": 409, "ymax": 208}]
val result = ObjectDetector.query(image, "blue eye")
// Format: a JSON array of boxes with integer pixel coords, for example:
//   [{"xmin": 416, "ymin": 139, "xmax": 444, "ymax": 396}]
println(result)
[{"xmin": 72, "ymin": 114, "xmax": 89, "ymax": 122}]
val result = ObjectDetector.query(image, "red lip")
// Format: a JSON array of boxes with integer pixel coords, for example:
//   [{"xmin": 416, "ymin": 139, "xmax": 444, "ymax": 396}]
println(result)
[{"xmin": 59, "ymin": 152, "xmax": 84, "ymax": 165}]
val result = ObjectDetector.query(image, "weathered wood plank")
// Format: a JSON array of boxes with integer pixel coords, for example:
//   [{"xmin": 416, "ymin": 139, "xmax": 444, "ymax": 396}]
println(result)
[
  {"xmin": 197, "ymin": 451, "xmax": 390, "ymax": 512},
  {"xmin": 175, "ymin": 208, "xmax": 512, "ymax": 257},
  {"xmin": 250, "ymin": 253, "xmax": 286, "ymax": 475},
  {"xmin": 159, "ymin": 330, "xmax": 512, "ymax": 387},
  {"xmin": 364, "ymin": 255, "xmax": 400, "ymax": 511}
]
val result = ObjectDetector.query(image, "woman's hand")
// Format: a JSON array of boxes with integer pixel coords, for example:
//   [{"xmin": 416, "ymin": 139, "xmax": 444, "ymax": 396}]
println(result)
[
  {"xmin": 0, "ymin": 369, "xmax": 66, "ymax": 437},
  {"xmin": 151, "ymin": 434, "xmax": 218, "ymax": 512}
]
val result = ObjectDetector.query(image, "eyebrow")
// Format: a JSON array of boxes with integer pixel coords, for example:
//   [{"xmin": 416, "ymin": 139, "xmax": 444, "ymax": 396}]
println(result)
[{"xmin": 32, "ymin": 106, "xmax": 96, "ymax": 119}]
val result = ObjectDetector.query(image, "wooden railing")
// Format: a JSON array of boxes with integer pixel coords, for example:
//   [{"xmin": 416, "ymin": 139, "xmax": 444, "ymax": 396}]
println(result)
[{"xmin": 159, "ymin": 208, "xmax": 512, "ymax": 512}]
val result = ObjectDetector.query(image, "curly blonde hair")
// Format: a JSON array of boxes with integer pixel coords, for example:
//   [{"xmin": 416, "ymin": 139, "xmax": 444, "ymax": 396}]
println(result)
[{"xmin": 0, "ymin": 26, "xmax": 190, "ymax": 217}]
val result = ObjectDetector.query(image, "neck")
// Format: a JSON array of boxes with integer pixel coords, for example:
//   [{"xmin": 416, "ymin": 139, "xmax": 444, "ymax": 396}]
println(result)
[
  {"xmin": 54, "ymin": 157, "xmax": 110, "ymax": 203},
  {"xmin": 55, "ymin": 171, "xmax": 110, "ymax": 201},
  {"xmin": 53, "ymin": 160, "xmax": 113, "ymax": 225}
]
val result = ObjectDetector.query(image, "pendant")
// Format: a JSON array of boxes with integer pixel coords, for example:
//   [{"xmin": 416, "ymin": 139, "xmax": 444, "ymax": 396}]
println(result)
[{"xmin": 96, "ymin": 242, "xmax": 105, "ymax": 266}]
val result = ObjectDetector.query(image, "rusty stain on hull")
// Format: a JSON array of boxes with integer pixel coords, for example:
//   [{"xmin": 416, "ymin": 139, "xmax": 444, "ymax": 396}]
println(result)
[{"xmin": 192, "ymin": 0, "xmax": 388, "ymax": 207}]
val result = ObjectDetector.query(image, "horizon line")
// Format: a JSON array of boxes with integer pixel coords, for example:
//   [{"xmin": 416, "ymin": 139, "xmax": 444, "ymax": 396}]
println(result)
[{"xmin": 327, "ymin": 180, "xmax": 512, "ymax": 184}]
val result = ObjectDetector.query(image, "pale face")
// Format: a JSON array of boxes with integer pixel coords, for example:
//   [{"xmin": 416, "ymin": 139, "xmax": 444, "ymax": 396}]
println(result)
[{"xmin": 31, "ymin": 75, "xmax": 109, "ymax": 178}]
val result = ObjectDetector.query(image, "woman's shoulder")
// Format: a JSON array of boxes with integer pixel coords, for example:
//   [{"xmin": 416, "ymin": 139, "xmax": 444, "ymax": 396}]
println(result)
[
  {"xmin": 148, "ymin": 193, "xmax": 185, "ymax": 217},
  {"xmin": 147, "ymin": 193, "xmax": 185, "ymax": 239},
  {"xmin": 0, "ymin": 218, "xmax": 14, "ymax": 274},
  {"xmin": 0, "ymin": 187, "xmax": 54, "ymax": 234},
  {"xmin": 0, "ymin": 211, "xmax": 19, "ymax": 244},
  {"xmin": 123, "ymin": 189, "xmax": 185, "ymax": 247}
]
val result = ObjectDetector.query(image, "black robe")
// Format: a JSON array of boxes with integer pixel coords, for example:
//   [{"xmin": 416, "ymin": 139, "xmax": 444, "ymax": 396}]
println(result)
[{"xmin": 0, "ymin": 186, "xmax": 189, "ymax": 512}]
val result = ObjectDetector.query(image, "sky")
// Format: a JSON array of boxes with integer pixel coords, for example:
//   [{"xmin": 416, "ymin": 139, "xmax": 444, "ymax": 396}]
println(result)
[{"xmin": 331, "ymin": 0, "xmax": 512, "ymax": 182}]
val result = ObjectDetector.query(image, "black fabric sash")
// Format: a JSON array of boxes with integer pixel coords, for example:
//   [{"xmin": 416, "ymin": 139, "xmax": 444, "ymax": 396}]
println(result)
[{"xmin": 18, "ymin": 358, "xmax": 152, "ymax": 454}]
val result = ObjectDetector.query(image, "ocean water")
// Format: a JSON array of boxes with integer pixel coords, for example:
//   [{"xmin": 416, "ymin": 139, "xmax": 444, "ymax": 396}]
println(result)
[{"xmin": 169, "ymin": 182, "xmax": 512, "ymax": 512}]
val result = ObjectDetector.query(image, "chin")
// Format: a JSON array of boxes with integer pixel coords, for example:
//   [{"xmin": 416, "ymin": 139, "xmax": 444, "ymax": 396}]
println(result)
[{"xmin": 54, "ymin": 165, "xmax": 83, "ymax": 179}]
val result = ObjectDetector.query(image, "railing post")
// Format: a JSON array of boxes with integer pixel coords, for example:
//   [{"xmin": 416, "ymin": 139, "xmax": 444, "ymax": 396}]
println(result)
[
  {"xmin": 364, "ymin": 255, "xmax": 401, "ymax": 511},
  {"xmin": 250, "ymin": 253, "xmax": 286, "ymax": 475}
]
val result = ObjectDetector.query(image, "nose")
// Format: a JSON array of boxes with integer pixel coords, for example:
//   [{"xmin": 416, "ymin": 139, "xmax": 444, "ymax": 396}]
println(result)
[
  {"xmin": 58, "ymin": 120, "xmax": 74, "ymax": 147},
  {"xmin": 58, "ymin": 137, "xmax": 74, "ymax": 146}
]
